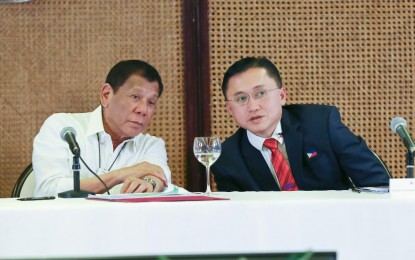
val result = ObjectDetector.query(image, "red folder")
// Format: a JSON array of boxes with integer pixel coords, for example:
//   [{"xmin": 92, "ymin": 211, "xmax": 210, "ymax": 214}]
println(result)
[{"xmin": 87, "ymin": 194, "xmax": 229, "ymax": 203}]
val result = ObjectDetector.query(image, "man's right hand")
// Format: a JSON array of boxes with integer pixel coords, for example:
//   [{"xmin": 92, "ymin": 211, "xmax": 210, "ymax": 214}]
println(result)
[
  {"xmin": 119, "ymin": 162, "xmax": 168, "ymax": 187},
  {"xmin": 80, "ymin": 161, "xmax": 168, "ymax": 194}
]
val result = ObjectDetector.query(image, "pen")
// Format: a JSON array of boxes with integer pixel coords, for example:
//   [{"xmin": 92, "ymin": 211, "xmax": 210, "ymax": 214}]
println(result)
[
  {"xmin": 348, "ymin": 177, "xmax": 361, "ymax": 193},
  {"xmin": 18, "ymin": 196, "xmax": 56, "ymax": 201},
  {"xmin": 351, "ymin": 187, "xmax": 361, "ymax": 193}
]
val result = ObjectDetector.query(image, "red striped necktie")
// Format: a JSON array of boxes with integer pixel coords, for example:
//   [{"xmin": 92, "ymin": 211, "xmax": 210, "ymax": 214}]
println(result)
[{"xmin": 263, "ymin": 138, "xmax": 298, "ymax": 191}]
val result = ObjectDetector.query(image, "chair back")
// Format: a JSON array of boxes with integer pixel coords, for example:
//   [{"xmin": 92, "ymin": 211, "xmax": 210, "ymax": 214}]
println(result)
[{"xmin": 11, "ymin": 163, "xmax": 35, "ymax": 197}]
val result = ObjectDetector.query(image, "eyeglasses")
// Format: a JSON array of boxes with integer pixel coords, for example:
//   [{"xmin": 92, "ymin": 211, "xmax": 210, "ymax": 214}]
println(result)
[{"xmin": 226, "ymin": 88, "xmax": 279, "ymax": 106}]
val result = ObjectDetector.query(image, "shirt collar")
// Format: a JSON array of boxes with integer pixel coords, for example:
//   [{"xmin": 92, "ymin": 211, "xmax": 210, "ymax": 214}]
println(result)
[
  {"xmin": 247, "ymin": 122, "xmax": 283, "ymax": 151},
  {"xmin": 86, "ymin": 106, "xmax": 105, "ymax": 137},
  {"xmin": 87, "ymin": 106, "xmax": 139, "ymax": 149}
]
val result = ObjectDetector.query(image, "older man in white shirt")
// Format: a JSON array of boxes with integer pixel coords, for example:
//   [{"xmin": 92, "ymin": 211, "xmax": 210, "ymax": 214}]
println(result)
[{"xmin": 33, "ymin": 60, "xmax": 171, "ymax": 196}]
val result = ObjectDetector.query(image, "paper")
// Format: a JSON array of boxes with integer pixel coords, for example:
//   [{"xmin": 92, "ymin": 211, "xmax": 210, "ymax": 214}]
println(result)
[
  {"xmin": 390, "ymin": 178, "xmax": 415, "ymax": 192},
  {"xmin": 354, "ymin": 186, "xmax": 389, "ymax": 194},
  {"xmin": 86, "ymin": 185, "xmax": 229, "ymax": 202},
  {"xmin": 389, "ymin": 178, "xmax": 415, "ymax": 198}
]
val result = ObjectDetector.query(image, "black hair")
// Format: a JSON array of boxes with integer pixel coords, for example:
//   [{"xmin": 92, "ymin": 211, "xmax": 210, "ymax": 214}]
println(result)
[
  {"xmin": 105, "ymin": 60, "xmax": 164, "ymax": 97},
  {"xmin": 221, "ymin": 57, "xmax": 282, "ymax": 99}
]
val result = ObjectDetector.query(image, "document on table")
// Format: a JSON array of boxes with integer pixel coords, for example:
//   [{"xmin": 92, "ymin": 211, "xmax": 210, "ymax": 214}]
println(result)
[
  {"xmin": 87, "ymin": 184, "xmax": 229, "ymax": 202},
  {"xmin": 354, "ymin": 186, "xmax": 389, "ymax": 194}
]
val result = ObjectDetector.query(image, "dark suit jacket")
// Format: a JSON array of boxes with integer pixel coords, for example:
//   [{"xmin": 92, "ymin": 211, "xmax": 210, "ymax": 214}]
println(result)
[{"xmin": 211, "ymin": 104, "xmax": 390, "ymax": 191}]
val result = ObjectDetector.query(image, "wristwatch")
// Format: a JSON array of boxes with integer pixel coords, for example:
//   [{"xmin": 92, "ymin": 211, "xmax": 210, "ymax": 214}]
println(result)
[{"xmin": 142, "ymin": 176, "xmax": 157, "ymax": 190}]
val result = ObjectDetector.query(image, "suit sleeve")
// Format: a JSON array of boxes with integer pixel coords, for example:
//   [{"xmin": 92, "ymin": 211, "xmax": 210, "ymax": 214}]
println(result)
[
  {"xmin": 211, "ymin": 164, "xmax": 243, "ymax": 192},
  {"xmin": 327, "ymin": 107, "xmax": 390, "ymax": 187}
]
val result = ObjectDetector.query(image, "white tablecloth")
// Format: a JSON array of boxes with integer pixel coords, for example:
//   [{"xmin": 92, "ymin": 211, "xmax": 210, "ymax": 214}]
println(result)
[{"xmin": 0, "ymin": 190, "xmax": 413, "ymax": 259}]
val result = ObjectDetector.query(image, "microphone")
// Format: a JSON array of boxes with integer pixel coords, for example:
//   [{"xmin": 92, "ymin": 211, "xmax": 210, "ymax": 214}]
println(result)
[
  {"xmin": 60, "ymin": 127, "xmax": 81, "ymax": 157},
  {"xmin": 58, "ymin": 127, "xmax": 109, "ymax": 197},
  {"xmin": 58, "ymin": 127, "xmax": 90, "ymax": 198},
  {"xmin": 391, "ymin": 117, "xmax": 415, "ymax": 156}
]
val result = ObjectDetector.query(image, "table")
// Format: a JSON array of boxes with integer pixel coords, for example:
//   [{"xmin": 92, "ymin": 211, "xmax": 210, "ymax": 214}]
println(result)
[{"xmin": 0, "ymin": 190, "xmax": 414, "ymax": 259}]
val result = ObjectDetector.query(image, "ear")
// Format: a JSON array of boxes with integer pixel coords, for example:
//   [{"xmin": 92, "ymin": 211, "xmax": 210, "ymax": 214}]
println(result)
[
  {"xmin": 100, "ymin": 83, "xmax": 113, "ymax": 108},
  {"xmin": 225, "ymin": 101, "xmax": 234, "ymax": 117},
  {"xmin": 279, "ymin": 87, "xmax": 287, "ymax": 106}
]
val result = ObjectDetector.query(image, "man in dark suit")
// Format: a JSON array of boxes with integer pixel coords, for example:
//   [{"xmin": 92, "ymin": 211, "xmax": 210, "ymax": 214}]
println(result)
[{"xmin": 211, "ymin": 57, "xmax": 390, "ymax": 192}]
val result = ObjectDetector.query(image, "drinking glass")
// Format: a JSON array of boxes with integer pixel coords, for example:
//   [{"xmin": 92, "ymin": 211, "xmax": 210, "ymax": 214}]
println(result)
[{"xmin": 193, "ymin": 137, "xmax": 221, "ymax": 195}]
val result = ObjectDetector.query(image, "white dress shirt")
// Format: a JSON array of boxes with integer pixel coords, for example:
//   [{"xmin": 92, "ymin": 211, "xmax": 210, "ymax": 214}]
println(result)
[
  {"xmin": 247, "ymin": 122, "xmax": 290, "ymax": 187},
  {"xmin": 32, "ymin": 106, "xmax": 171, "ymax": 196}
]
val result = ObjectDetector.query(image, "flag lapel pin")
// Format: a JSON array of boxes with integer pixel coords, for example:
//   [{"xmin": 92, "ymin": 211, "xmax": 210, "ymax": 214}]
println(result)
[{"xmin": 307, "ymin": 149, "xmax": 318, "ymax": 159}]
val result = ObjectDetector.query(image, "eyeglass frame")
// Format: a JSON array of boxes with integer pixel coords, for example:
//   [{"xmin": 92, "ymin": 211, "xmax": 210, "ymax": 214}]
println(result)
[{"xmin": 225, "ymin": 87, "xmax": 280, "ymax": 106}]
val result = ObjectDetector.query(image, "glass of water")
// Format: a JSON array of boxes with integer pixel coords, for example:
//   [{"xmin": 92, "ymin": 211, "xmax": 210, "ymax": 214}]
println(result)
[{"xmin": 193, "ymin": 137, "xmax": 221, "ymax": 195}]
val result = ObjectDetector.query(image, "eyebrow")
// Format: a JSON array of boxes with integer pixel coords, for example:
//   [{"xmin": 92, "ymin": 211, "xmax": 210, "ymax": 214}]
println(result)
[
  {"xmin": 129, "ymin": 86, "xmax": 158, "ymax": 94},
  {"xmin": 232, "ymin": 84, "xmax": 266, "ymax": 96}
]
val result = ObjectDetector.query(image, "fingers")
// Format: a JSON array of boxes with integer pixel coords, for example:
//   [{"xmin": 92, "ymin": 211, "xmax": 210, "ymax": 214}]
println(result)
[
  {"xmin": 146, "ymin": 171, "xmax": 168, "ymax": 186},
  {"xmin": 120, "ymin": 177, "xmax": 153, "ymax": 194},
  {"xmin": 128, "ymin": 162, "xmax": 168, "ymax": 186}
]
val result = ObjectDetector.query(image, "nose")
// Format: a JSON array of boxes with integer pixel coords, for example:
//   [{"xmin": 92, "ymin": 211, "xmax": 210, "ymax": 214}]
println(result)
[
  {"xmin": 246, "ymin": 96, "xmax": 260, "ymax": 112},
  {"xmin": 133, "ymin": 99, "xmax": 148, "ymax": 115}
]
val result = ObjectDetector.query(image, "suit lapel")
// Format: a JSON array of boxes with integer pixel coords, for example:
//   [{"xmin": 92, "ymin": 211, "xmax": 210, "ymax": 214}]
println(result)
[
  {"xmin": 281, "ymin": 108, "xmax": 304, "ymax": 188},
  {"xmin": 240, "ymin": 129, "xmax": 280, "ymax": 191}
]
